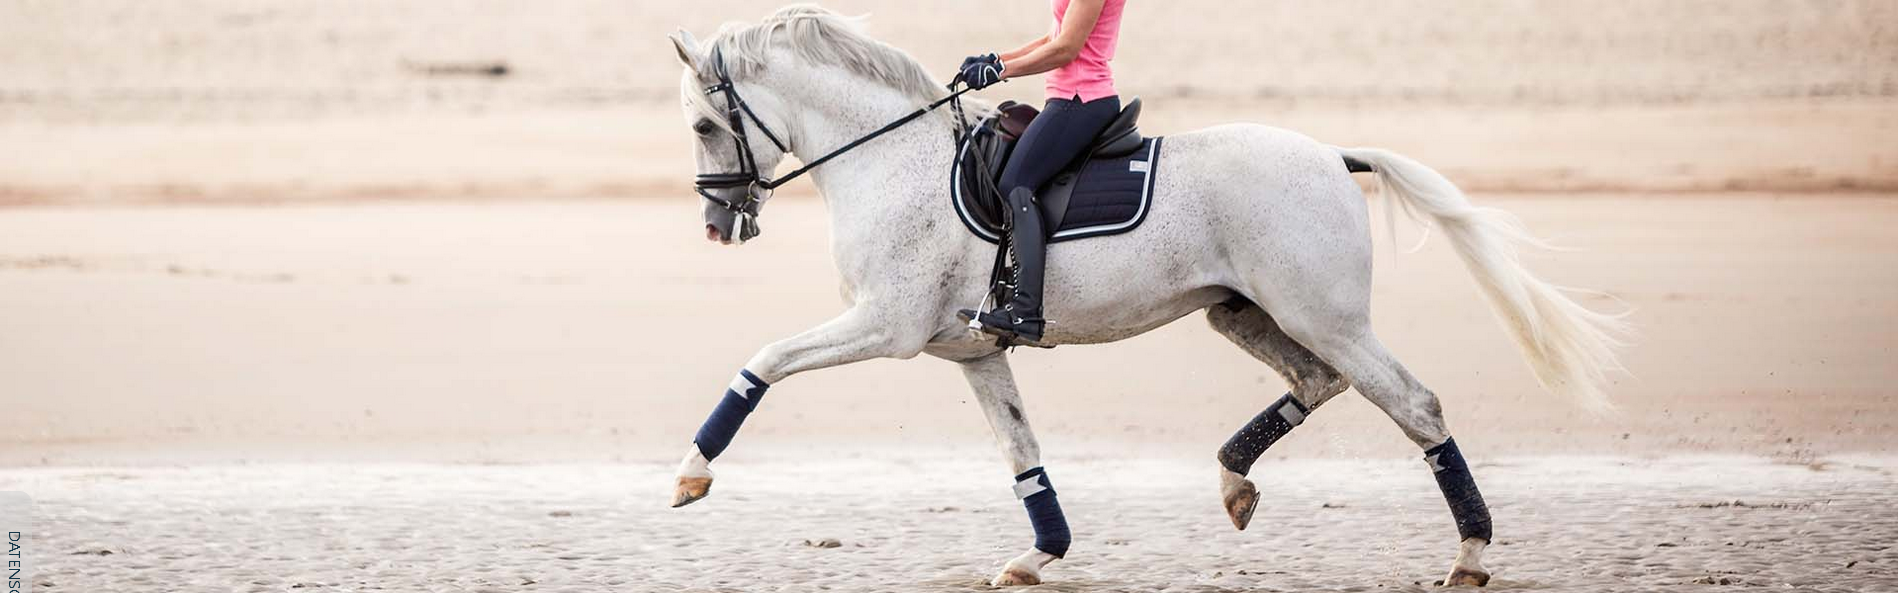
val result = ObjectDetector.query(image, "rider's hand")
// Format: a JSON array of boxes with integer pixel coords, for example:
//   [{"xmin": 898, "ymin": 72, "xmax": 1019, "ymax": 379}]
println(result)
[
  {"xmin": 958, "ymin": 53, "xmax": 1005, "ymax": 90},
  {"xmin": 959, "ymin": 52, "xmax": 1000, "ymax": 71}
]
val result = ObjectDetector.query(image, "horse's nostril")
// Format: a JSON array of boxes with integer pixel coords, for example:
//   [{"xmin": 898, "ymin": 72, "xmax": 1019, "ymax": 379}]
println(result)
[{"xmin": 706, "ymin": 224, "xmax": 721, "ymax": 242}]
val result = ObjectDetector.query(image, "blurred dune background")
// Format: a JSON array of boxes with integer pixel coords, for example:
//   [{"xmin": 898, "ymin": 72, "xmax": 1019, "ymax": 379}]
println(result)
[
  {"xmin": 2, "ymin": 0, "xmax": 1895, "ymax": 204},
  {"xmin": 1, "ymin": 0, "xmax": 1895, "ymax": 466}
]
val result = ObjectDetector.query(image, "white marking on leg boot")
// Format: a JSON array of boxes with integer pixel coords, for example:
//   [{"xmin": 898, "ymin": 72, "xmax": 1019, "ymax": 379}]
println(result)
[
  {"xmin": 1012, "ymin": 474, "xmax": 1049, "ymax": 499},
  {"xmin": 1278, "ymin": 401, "xmax": 1306, "ymax": 426},
  {"xmin": 728, "ymin": 373, "xmax": 758, "ymax": 399}
]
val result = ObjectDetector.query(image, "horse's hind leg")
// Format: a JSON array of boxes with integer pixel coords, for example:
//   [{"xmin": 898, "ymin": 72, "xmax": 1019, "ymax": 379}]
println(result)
[
  {"xmin": 1278, "ymin": 319, "xmax": 1493, "ymax": 587},
  {"xmin": 1205, "ymin": 298, "xmax": 1351, "ymax": 530}
]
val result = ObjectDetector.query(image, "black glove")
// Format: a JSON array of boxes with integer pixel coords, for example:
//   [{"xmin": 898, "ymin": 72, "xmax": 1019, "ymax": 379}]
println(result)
[
  {"xmin": 958, "ymin": 53, "xmax": 1005, "ymax": 90},
  {"xmin": 959, "ymin": 53, "xmax": 994, "ymax": 71}
]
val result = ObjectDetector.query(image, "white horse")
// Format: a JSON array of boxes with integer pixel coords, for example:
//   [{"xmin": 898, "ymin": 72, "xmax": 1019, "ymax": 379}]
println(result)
[{"xmin": 667, "ymin": 6, "xmax": 1624, "ymax": 588}]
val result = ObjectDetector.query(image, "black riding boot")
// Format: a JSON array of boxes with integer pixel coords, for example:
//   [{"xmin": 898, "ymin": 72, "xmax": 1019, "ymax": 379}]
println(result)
[{"xmin": 960, "ymin": 187, "xmax": 1047, "ymax": 344}]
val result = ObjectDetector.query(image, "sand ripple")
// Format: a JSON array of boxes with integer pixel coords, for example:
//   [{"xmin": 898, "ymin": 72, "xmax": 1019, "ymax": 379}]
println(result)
[{"xmin": 4, "ymin": 456, "xmax": 1894, "ymax": 592}]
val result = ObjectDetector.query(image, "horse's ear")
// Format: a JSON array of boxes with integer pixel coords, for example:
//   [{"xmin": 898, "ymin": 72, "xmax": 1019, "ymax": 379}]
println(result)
[{"xmin": 670, "ymin": 29, "xmax": 702, "ymax": 72}]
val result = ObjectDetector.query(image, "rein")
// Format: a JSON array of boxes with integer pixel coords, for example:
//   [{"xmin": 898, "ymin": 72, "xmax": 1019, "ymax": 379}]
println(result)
[{"xmin": 694, "ymin": 46, "xmax": 974, "ymax": 220}]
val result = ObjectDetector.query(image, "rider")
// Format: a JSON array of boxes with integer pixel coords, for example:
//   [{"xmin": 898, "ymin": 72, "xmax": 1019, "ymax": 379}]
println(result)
[{"xmin": 956, "ymin": 0, "xmax": 1123, "ymax": 345}]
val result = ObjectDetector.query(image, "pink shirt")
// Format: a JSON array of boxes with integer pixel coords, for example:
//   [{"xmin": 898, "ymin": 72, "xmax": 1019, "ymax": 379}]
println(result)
[{"xmin": 1046, "ymin": 0, "xmax": 1124, "ymax": 102}]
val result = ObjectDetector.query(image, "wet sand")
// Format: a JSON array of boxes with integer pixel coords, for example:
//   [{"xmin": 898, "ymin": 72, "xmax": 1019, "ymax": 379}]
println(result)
[{"xmin": 5, "ymin": 456, "xmax": 1894, "ymax": 592}]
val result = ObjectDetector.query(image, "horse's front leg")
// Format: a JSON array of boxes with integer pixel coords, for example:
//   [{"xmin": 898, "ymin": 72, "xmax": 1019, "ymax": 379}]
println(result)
[
  {"xmin": 671, "ymin": 307, "xmax": 926, "ymax": 507},
  {"xmin": 958, "ymin": 351, "xmax": 1067, "ymax": 586}
]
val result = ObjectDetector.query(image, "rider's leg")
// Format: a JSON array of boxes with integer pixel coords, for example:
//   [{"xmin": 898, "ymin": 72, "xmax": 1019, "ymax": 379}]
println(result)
[
  {"xmin": 1004, "ymin": 185, "xmax": 1047, "ymax": 325},
  {"xmin": 965, "ymin": 94, "xmax": 1121, "ymax": 341}
]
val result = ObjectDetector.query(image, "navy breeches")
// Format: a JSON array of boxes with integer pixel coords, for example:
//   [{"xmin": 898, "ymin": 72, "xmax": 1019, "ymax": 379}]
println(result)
[{"xmin": 998, "ymin": 95, "xmax": 1122, "ymax": 200}]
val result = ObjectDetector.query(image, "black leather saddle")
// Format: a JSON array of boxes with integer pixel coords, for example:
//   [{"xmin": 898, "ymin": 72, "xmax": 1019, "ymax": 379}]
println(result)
[{"xmin": 951, "ymin": 97, "xmax": 1162, "ymax": 244}]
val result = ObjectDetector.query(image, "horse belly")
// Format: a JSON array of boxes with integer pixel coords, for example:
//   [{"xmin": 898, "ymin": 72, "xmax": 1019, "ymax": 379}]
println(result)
[
  {"xmin": 1040, "ymin": 283, "xmax": 1235, "ymax": 345},
  {"xmin": 1034, "ymin": 210, "xmax": 1237, "ymax": 346}
]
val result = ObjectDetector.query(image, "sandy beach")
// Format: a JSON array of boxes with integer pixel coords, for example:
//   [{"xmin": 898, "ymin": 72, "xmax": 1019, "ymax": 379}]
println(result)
[{"xmin": 5, "ymin": 456, "xmax": 1895, "ymax": 592}]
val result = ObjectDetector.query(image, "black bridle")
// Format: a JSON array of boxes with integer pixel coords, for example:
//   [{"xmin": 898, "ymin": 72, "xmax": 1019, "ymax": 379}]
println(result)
[{"xmin": 693, "ymin": 46, "xmax": 975, "ymax": 232}]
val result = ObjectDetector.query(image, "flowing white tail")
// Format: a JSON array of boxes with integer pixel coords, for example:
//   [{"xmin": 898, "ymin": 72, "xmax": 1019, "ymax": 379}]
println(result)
[{"xmin": 1337, "ymin": 147, "xmax": 1629, "ymax": 410}]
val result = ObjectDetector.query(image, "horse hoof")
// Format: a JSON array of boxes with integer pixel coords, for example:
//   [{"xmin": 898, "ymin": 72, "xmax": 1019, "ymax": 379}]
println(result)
[
  {"xmin": 671, "ymin": 476, "xmax": 713, "ymax": 508},
  {"xmin": 1222, "ymin": 477, "xmax": 1259, "ymax": 530},
  {"xmin": 1441, "ymin": 567, "xmax": 1490, "ymax": 587},
  {"xmin": 990, "ymin": 567, "xmax": 1041, "ymax": 587}
]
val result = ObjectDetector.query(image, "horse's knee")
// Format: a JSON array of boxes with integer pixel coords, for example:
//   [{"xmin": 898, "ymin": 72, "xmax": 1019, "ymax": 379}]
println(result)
[
  {"xmin": 1290, "ymin": 359, "xmax": 1349, "ymax": 409},
  {"xmin": 1393, "ymin": 389, "xmax": 1449, "ymax": 447}
]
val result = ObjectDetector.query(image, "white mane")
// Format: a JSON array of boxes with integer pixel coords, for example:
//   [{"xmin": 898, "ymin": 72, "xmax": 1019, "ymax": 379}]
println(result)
[{"xmin": 682, "ymin": 5, "xmax": 987, "ymax": 134}]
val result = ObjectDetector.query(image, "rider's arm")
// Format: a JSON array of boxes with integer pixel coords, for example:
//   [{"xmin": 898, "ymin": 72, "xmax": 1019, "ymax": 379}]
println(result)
[
  {"xmin": 999, "ymin": 0, "xmax": 1103, "ymax": 79},
  {"xmin": 999, "ymin": 35, "xmax": 1049, "ymax": 63}
]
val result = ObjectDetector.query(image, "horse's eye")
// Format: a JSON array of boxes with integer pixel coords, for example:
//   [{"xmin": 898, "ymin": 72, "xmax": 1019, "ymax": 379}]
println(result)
[{"xmin": 693, "ymin": 120, "xmax": 717, "ymax": 136}]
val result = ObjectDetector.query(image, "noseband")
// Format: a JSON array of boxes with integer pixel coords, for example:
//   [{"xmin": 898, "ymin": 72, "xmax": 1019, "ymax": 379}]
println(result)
[
  {"xmin": 693, "ymin": 47, "xmax": 785, "ymax": 225},
  {"xmin": 691, "ymin": 46, "xmax": 974, "ymax": 231}
]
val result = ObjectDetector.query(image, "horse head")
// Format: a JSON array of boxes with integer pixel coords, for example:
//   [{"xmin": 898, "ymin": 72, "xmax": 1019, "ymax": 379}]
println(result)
[{"xmin": 671, "ymin": 28, "xmax": 794, "ymax": 246}]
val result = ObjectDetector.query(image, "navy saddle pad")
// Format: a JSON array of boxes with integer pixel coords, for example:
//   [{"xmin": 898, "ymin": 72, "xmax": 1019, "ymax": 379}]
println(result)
[{"xmin": 950, "ymin": 106, "xmax": 1163, "ymax": 244}]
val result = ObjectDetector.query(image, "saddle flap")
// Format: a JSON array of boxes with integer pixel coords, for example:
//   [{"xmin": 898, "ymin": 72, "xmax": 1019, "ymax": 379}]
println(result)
[{"xmin": 954, "ymin": 119, "xmax": 1014, "ymax": 234}]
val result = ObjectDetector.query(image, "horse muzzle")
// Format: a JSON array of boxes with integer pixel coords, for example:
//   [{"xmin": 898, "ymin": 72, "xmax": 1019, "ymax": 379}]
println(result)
[{"xmin": 697, "ymin": 183, "xmax": 765, "ymax": 245}]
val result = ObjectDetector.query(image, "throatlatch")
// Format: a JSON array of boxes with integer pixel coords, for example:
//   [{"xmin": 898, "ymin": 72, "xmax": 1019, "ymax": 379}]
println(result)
[
  {"xmin": 693, "ymin": 369, "xmax": 770, "ymax": 461},
  {"xmin": 1424, "ymin": 437, "xmax": 1493, "ymax": 542},
  {"xmin": 1218, "ymin": 392, "xmax": 1309, "ymax": 475},
  {"xmin": 1012, "ymin": 467, "xmax": 1071, "ymax": 558}
]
